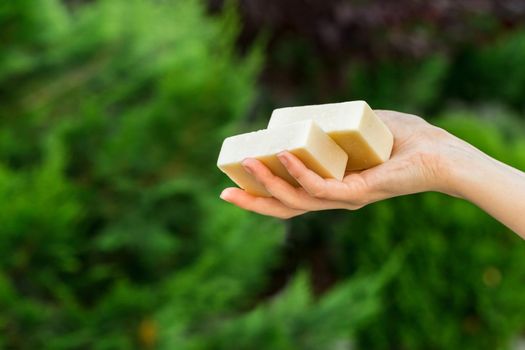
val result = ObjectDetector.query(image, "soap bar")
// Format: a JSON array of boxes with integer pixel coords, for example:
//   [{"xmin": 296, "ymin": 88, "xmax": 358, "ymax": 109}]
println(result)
[
  {"xmin": 217, "ymin": 120, "xmax": 348, "ymax": 197},
  {"xmin": 268, "ymin": 101, "xmax": 393, "ymax": 171}
]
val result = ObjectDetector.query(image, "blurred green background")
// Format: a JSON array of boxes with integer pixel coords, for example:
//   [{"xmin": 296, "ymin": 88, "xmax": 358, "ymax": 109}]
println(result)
[{"xmin": 1, "ymin": 0, "xmax": 525, "ymax": 349}]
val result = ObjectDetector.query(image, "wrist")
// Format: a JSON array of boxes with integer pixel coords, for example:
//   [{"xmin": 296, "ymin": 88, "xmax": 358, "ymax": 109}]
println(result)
[
  {"xmin": 437, "ymin": 135, "xmax": 491, "ymax": 200},
  {"xmin": 431, "ymin": 132, "xmax": 484, "ymax": 199}
]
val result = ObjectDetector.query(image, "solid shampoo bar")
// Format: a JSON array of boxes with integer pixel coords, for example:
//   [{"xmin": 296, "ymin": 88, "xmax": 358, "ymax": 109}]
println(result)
[
  {"xmin": 268, "ymin": 101, "xmax": 394, "ymax": 171},
  {"xmin": 217, "ymin": 120, "xmax": 348, "ymax": 197}
]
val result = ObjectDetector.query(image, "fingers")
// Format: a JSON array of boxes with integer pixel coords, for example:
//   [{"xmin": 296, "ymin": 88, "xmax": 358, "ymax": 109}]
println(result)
[
  {"xmin": 276, "ymin": 152, "xmax": 370, "ymax": 208},
  {"xmin": 242, "ymin": 158, "xmax": 348, "ymax": 211},
  {"xmin": 220, "ymin": 187, "xmax": 305, "ymax": 219},
  {"xmin": 220, "ymin": 153, "xmax": 372, "ymax": 219}
]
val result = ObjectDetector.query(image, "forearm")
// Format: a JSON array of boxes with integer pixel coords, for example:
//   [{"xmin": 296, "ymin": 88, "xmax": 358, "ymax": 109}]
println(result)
[{"xmin": 446, "ymin": 142, "xmax": 525, "ymax": 238}]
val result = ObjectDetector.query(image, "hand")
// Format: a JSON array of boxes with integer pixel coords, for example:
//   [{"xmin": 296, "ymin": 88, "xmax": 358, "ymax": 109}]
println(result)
[{"xmin": 219, "ymin": 110, "xmax": 478, "ymax": 219}]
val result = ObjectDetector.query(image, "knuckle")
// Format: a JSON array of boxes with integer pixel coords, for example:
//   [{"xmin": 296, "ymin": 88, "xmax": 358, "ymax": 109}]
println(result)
[
  {"xmin": 351, "ymin": 201, "xmax": 367, "ymax": 210},
  {"xmin": 280, "ymin": 196, "xmax": 304, "ymax": 210},
  {"xmin": 290, "ymin": 169, "xmax": 309, "ymax": 185},
  {"xmin": 310, "ymin": 184, "xmax": 327, "ymax": 198},
  {"xmin": 354, "ymin": 193, "xmax": 370, "ymax": 208},
  {"xmin": 279, "ymin": 211, "xmax": 299, "ymax": 220},
  {"xmin": 335, "ymin": 193, "xmax": 368, "ymax": 210},
  {"xmin": 270, "ymin": 187, "xmax": 305, "ymax": 210},
  {"xmin": 255, "ymin": 171, "xmax": 276, "ymax": 187},
  {"xmin": 286, "ymin": 164, "xmax": 301, "ymax": 177},
  {"xmin": 344, "ymin": 204, "xmax": 360, "ymax": 211},
  {"xmin": 350, "ymin": 177, "xmax": 371, "ymax": 201}
]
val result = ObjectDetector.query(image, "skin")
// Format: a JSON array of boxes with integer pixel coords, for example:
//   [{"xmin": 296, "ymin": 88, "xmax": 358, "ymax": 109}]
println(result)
[{"xmin": 220, "ymin": 110, "xmax": 525, "ymax": 238}]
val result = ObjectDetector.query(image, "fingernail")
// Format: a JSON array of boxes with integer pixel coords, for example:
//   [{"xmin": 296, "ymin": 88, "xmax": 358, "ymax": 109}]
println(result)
[
  {"xmin": 277, "ymin": 152, "xmax": 288, "ymax": 166},
  {"xmin": 220, "ymin": 190, "xmax": 231, "ymax": 202}
]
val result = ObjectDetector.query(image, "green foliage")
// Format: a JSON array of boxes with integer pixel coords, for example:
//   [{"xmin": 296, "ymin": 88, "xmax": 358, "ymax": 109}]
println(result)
[
  {"xmin": 0, "ymin": 0, "xmax": 381, "ymax": 349},
  {"xmin": 446, "ymin": 31, "xmax": 525, "ymax": 109},
  {"xmin": 196, "ymin": 269, "xmax": 386, "ymax": 350},
  {"xmin": 346, "ymin": 55, "xmax": 450, "ymax": 114},
  {"xmin": 3, "ymin": 0, "xmax": 525, "ymax": 349}
]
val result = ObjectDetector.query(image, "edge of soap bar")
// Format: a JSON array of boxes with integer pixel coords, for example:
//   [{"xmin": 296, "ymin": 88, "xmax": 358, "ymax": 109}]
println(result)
[
  {"xmin": 268, "ymin": 100, "xmax": 394, "ymax": 169},
  {"xmin": 356, "ymin": 103, "xmax": 394, "ymax": 163},
  {"xmin": 217, "ymin": 121, "xmax": 311, "ymax": 196},
  {"xmin": 217, "ymin": 120, "xmax": 314, "ymax": 167},
  {"xmin": 217, "ymin": 120, "xmax": 348, "ymax": 196},
  {"xmin": 268, "ymin": 100, "xmax": 366, "ymax": 130},
  {"xmin": 299, "ymin": 122, "xmax": 348, "ymax": 181}
]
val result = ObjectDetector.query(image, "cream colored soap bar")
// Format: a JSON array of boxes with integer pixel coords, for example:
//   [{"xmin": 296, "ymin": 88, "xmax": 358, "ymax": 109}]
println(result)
[
  {"xmin": 268, "ymin": 101, "xmax": 393, "ymax": 171},
  {"xmin": 217, "ymin": 120, "xmax": 348, "ymax": 197}
]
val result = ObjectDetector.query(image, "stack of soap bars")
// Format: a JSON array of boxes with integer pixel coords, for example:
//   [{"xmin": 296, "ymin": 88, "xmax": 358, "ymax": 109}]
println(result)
[{"xmin": 217, "ymin": 101, "xmax": 394, "ymax": 197}]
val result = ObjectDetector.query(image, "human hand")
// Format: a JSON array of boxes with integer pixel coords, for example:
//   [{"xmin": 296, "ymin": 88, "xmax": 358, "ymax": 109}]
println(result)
[{"xmin": 219, "ymin": 110, "xmax": 475, "ymax": 219}]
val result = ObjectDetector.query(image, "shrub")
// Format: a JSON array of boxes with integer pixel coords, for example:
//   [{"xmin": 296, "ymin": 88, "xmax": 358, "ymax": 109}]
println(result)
[{"xmin": 0, "ymin": 0, "xmax": 382, "ymax": 348}]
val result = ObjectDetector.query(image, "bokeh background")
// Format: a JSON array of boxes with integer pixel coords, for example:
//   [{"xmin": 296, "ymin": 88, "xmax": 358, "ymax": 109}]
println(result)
[{"xmin": 2, "ymin": 0, "xmax": 525, "ymax": 349}]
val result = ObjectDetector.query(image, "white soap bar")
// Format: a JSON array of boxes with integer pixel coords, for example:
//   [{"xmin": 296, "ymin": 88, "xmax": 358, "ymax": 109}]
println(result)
[
  {"xmin": 268, "ymin": 101, "xmax": 393, "ymax": 171},
  {"xmin": 217, "ymin": 120, "xmax": 348, "ymax": 197}
]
